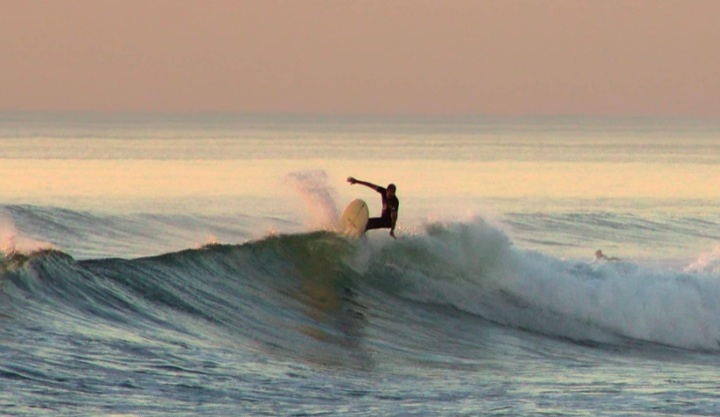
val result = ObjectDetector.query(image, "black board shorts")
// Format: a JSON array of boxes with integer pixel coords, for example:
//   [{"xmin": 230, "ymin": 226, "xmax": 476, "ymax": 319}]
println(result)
[{"xmin": 366, "ymin": 217, "xmax": 392, "ymax": 231}]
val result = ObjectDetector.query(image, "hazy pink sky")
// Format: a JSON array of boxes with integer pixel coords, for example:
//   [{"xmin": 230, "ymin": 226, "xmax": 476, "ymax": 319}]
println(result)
[{"xmin": 1, "ymin": 0, "xmax": 719, "ymax": 116}]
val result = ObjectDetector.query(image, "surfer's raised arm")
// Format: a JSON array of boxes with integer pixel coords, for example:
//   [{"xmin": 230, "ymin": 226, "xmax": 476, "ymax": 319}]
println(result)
[{"xmin": 346, "ymin": 176, "xmax": 381, "ymax": 191}]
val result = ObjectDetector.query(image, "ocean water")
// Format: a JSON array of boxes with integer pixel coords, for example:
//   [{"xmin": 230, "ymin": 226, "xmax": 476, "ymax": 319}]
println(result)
[{"xmin": 1, "ymin": 113, "xmax": 720, "ymax": 416}]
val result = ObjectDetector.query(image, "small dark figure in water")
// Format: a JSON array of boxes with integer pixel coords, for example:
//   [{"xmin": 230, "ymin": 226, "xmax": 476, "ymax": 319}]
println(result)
[{"xmin": 595, "ymin": 249, "xmax": 620, "ymax": 262}]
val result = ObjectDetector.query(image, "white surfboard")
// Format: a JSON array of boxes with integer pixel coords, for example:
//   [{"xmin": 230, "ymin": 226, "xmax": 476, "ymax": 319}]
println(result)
[{"xmin": 338, "ymin": 199, "xmax": 369, "ymax": 238}]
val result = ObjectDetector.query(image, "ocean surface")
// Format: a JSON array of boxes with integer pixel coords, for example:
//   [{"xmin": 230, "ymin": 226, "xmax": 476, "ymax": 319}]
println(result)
[{"xmin": 1, "ymin": 112, "xmax": 720, "ymax": 416}]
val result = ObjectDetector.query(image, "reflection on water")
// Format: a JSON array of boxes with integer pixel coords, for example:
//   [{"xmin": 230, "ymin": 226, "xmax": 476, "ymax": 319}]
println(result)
[
  {"xmin": 2, "ymin": 116, "xmax": 719, "ymax": 216},
  {"xmin": 267, "ymin": 233, "xmax": 372, "ymax": 369}
]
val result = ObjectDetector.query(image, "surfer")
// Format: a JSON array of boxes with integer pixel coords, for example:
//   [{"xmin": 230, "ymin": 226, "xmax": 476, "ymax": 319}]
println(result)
[
  {"xmin": 595, "ymin": 249, "xmax": 620, "ymax": 262},
  {"xmin": 347, "ymin": 176, "xmax": 399, "ymax": 238}
]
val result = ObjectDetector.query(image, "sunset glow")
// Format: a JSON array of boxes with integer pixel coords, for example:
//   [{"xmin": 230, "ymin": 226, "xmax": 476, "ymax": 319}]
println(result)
[{"xmin": 2, "ymin": 0, "xmax": 719, "ymax": 117}]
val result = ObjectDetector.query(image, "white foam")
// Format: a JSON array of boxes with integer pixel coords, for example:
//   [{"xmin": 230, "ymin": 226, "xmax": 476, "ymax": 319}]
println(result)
[
  {"xmin": 685, "ymin": 244, "xmax": 720, "ymax": 273},
  {"xmin": 386, "ymin": 216, "xmax": 720, "ymax": 350},
  {"xmin": 504, "ymin": 250, "xmax": 720, "ymax": 350}
]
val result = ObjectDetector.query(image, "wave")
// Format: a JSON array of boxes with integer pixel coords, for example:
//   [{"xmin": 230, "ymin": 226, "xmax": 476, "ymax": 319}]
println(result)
[
  {"xmin": 3, "ymin": 219, "xmax": 720, "ymax": 362},
  {"xmin": 504, "ymin": 209, "xmax": 720, "ymax": 262},
  {"xmin": 1, "ymin": 204, "xmax": 260, "ymax": 259}
]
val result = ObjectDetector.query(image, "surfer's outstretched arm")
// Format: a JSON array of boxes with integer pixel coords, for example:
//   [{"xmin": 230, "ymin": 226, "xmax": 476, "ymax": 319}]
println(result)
[{"xmin": 347, "ymin": 177, "xmax": 381, "ymax": 191}]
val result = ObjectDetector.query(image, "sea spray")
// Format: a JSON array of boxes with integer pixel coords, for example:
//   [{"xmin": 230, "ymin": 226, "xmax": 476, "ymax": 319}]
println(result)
[
  {"xmin": 685, "ymin": 244, "xmax": 720, "ymax": 273},
  {"xmin": 286, "ymin": 170, "xmax": 340, "ymax": 230},
  {"xmin": 0, "ymin": 209, "xmax": 55, "ymax": 256}
]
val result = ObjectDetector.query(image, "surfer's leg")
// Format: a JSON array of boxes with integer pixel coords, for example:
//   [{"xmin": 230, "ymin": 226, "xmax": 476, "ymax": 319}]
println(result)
[
  {"xmin": 365, "ymin": 218, "xmax": 382, "ymax": 230},
  {"xmin": 366, "ymin": 217, "xmax": 391, "ymax": 231}
]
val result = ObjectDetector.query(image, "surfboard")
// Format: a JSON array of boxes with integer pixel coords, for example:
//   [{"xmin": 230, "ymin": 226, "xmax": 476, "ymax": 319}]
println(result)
[{"xmin": 338, "ymin": 199, "xmax": 369, "ymax": 238}]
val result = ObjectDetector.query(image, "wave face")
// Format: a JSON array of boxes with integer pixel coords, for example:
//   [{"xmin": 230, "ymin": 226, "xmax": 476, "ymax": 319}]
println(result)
[
  {"xmin": 4, "ymin": 215, "xmax": 720, "ymax": 416},
  {"xmin": 4, "ymin": 217, "xmax": 720, "ymax": 371}
]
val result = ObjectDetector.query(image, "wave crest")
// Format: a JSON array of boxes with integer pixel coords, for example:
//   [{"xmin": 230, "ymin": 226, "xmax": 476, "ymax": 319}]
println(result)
[{"xmin": 4, "ymin": 221, "xmax": 720, "ymax": 353}]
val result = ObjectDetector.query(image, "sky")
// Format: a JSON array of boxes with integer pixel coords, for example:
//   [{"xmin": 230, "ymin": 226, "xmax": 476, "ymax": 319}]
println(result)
[{"xmin": 1, "ymin": 0, "xmax": 719, "ymax": 117}]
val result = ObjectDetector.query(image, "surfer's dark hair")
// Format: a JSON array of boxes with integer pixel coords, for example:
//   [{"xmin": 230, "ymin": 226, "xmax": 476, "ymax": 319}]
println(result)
[{"xmin": 387, "ymin": 183, "xmax": 396, "ymax": 191}]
